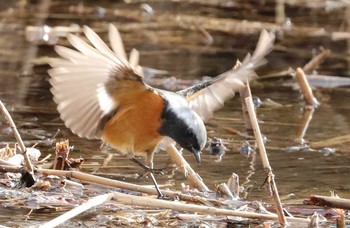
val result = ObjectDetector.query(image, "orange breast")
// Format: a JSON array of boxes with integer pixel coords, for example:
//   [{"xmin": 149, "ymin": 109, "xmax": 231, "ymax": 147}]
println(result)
[{"xmin": 101, "ymin": 88, "xmax": 165, "ymax": 156}]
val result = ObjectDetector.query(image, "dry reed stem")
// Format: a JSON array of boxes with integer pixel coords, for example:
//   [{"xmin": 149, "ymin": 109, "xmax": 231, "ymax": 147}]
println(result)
[
  {"xmin": 39, "ymin": 193, "xmax": 114, "ymax": 228},
  {"xmin": 41, "ymin": 191, "xmax": 310, "ymax": 227},
  {"xmin": 0, "ymin": 158, "xmax": 22, "ymax": 168},
  {"xmin": 165, "ymin": 144, "xmax": 209, "ymax": 191},
  {"xmin": 332, "ymin": 32, "xmax": 350, "ymax": 41},
  {"xmin": 111, "ymin": 191, "xmax": 309, "ymax": 223},
  {"xmin": 307, "ymin": 195, "xmax": 350, "ymax": 210},
  {"xmin": 0, "ymin": 165, "xmax": 22, "ymax": 173},
  {"xmin": 39, "ymin": 168, "xmax": 212, "ymax": 204},
  {"xmin": 309, "ymin": 134, "xmax": 350, "ymax": 149},
  {"xmin": 239, "ymin": 81, "xmax": 253, "ymax": 135},
  {"xmin": 295, "ymin": 107, "xmax": 315, "ymax": 144},
  {"xmin": 302, "ymin": 48, "xmax": 331, "ymax": 73},
  {"xmin": 244, "ymin": 92, "xmax": 286, "ymax": 226},
  {"xmin": 0, "ymin": 225, "xmax": 10, "ymax": 228},
  {"xmin": 275, "ymin": 0, "xmax": 285, "ymax": 25},
  {"xmin": 295, "ymin": 68, "xmax": 320, "ymax": 107},
  {"xmin": 0, "ymin": 100, "xmax": 34, "ymax": 173}
]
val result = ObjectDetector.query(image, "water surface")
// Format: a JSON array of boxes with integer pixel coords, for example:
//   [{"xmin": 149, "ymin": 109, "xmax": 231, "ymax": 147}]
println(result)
[{"xmin": 0, "ymin": 0, "xmax": 350, "ymax": 225}]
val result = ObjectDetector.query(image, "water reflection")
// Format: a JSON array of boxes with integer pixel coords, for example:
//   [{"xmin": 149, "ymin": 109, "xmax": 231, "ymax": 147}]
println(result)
[{"xmin": 0, "ymin": 0, "xmax": 350, "ymax": 225}]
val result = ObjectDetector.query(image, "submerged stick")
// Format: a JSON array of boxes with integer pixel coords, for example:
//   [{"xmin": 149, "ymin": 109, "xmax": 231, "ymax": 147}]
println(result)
[
  {"xmin": 111, "ymin": 191, "xmax": 309, "ymax": 223},
  {"xmin": 39, "ymin": 193, "xmax": 114, "ymax": 228},
  {"xmin": 166, "ymin": 144, "xmax": 209, "ymax": 191},
  {"xmin": 244, "ymin": 91, "xmax": 286, "ymax": 226},
  {"xmin": 0, "ymin": 100, "xmax": 34, "ymax": 173},
  {"xmin": 295, "ymin": 68, "xmax": 320, "ymax": 107}
]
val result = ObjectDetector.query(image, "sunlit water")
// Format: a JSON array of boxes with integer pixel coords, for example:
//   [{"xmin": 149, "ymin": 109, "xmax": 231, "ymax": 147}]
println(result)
[{"xmin": 0, "ymin": 0, "xmax": 350, "ymax": 225}]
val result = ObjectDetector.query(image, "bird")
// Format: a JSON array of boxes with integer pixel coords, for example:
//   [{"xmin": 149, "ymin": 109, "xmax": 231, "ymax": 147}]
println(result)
[{"xmin": 48, "ymin": 24, "xmax": 274, "ymax": 197}]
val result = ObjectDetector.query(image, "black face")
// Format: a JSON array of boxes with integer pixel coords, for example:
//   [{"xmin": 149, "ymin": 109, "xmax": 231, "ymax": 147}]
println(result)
[{"xmin": 158, "ymin": 106, "xmax": 203, "ymax": 163}]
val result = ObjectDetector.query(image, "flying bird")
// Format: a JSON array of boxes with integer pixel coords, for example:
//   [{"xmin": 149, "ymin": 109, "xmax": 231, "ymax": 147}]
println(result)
[{"xmin": 48, "ymin": 24, "xmax": 274, "ymax": 197}]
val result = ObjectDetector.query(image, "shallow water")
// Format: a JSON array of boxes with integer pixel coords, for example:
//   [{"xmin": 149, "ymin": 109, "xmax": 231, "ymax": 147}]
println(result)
[{"xmin": 0, "ymin": 0, "xmax": 350, "ymax": 225}]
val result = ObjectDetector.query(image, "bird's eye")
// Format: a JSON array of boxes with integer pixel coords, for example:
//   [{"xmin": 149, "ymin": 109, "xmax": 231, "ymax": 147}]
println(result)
[{"xmin": 185, "ymin": 129, "xmax": 194, "ymax": 138}]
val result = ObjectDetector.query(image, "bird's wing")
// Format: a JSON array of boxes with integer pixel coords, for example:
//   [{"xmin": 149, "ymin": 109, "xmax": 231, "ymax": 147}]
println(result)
[
  {"xmin": 177, "ymin": 30, "xmax": 275, "ymax": 122},
  {"xmin": 48, "ymin": 24, "xmax": 146, "ymax": 139}
]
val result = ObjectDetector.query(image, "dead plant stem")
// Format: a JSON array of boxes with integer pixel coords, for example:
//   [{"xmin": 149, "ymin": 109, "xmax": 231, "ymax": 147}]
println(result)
[
  {"xmin": 295, "ymin": 68, "xmax": 319, "ymax": 107},
  {"xmin": 39, "ymin": 168, "xmax": 212, "ymax": 204},
  {"xmin": 39, "ymin": 193, "xmax": 114, "ymax": 228},
  {"xmin": 244, "ymin": 92, "xmax": 286, "ymax": 226},
  {"xmin": 0, "ymin": 100, "xmax": 34, "ymax": 173},
  {"xmin": 165, "ymin": 144, "xmax": 209, "ymax": 191},
  {"xmin": 111, "ymin": 191, "xmax": 308, "ymax": 223}
]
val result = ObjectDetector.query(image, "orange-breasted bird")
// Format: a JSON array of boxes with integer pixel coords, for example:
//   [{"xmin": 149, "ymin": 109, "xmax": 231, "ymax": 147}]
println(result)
[{"xmin": 48, "ymin": 24, "xmax": 274, "ymax": 196}]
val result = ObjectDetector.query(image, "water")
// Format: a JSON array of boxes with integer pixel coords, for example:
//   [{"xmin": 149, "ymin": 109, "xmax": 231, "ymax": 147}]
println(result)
[{"xmin": 0, "ymin": 0, "xmax": 350, "ymax": 225}]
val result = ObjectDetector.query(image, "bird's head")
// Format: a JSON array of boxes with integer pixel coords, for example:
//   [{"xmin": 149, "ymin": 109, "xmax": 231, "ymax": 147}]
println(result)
[{"xmin": 158, "ymin": 99, "xmax": 207, "ymax": 163}]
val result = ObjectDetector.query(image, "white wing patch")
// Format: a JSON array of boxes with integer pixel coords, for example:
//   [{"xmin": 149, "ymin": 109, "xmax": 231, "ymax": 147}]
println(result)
[
  {"xmin": 184, "ymin": 30, "xmax": 275, "ymax": 122},
  {"xmin": 49, "ymin": 24, "xmax": 139, "ymax": 139}
]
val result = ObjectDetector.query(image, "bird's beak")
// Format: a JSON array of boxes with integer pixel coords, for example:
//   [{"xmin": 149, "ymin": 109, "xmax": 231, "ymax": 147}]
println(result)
[{"xmin": 192, "ymin": 151, "xmax": 201, "ymax": 164}]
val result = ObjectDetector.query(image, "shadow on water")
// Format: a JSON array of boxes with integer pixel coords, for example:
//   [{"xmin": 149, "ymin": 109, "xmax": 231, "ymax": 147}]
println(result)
[{"xmin": 0, "ymin": 0, "xmax": 350, "ymax": 225}]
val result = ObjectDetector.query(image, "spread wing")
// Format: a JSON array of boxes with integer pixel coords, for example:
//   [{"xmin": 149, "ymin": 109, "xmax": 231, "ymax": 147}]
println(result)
[
  {"xmin": 177, "ymin": 30, "xmax": 275, "ymax": 122},
  {"xmin": 48, "ymin": 24, "xmax": 145, "ymax": 139}
]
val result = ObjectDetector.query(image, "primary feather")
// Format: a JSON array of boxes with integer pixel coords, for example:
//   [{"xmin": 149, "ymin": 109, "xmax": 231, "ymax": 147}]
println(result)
[
  {"xmin": 49, "ymin": 24, "xmax": 143, "ymax": 139},
  {"xmin": 177, "ymin": 30, "xmax": 275, "ymax": 121}
]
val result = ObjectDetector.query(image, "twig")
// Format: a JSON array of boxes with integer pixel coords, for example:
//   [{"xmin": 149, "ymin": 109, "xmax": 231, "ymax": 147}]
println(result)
[
  {"xmin": 295, "ymin": 68, "xmax": 320, "ymax": 107},
  {"xmin": 111, "ymin": 191, "xmax": 309, "ymax": 223},
  {"xmin": 244, "ymin": 88, "xmax": 286, "ymax": 226},
  {"xmin": 165, "ymin": 144, "xmax": 209, "ymax": 191},
  {"xmin": 39, "ymin": 168, "xmax": 213, "ymax": 204},
  {"xmin": 0, "ymin": 100, "xmax": 34, "ymax": 173},
  {"xmin": 302, "ymin": 48, "xmax": 331, "ymax": 73},
  {"xmin": 305, "ymin": 195, "xmax": 350, "ymax": 210},
  {"xmin": 39, "ymin": 193, "xmax": 114, "ymax": 228},
  {"xmin": 0, "ymin": 164, "xmax": 22, "ymax": 173},
  {"xmin": 309, "ymin": 134, "xmax": 350, "ymax": 149}
]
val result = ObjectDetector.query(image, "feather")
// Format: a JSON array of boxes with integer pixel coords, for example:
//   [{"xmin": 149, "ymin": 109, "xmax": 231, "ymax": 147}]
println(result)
[
  {"xmin": 109, "ymin": 23, "xmax": 127, "ymax": 61},
  {"xmin": 83, "ymin": 25, "xmax": 124, "ymax": 65},
  {"xmin": 129, "ymin": 48, "xmax": 139, "ymax": 69},
  {"xmin": 178, "ymin": 30, "xmax": 275, "ymax": 122},
  {"xmin": 49, "ymin": 25, "xmax": 145, "ymax": 139}
]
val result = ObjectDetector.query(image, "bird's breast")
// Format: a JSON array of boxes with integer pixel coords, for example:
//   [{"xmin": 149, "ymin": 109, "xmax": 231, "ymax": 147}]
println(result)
[{"xmin": 101, "ymin": 88, "xmax": 165, "ymax": 155}]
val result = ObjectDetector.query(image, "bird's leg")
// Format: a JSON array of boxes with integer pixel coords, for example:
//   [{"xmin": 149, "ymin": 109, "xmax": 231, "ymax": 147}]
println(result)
[
  {"xmin": 130, "ymin": 157, "xmax": 164, "ymax": 198},
  {"xmin": 145, "ymin": 151, "xmax": 164, "ymax": 175}
]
